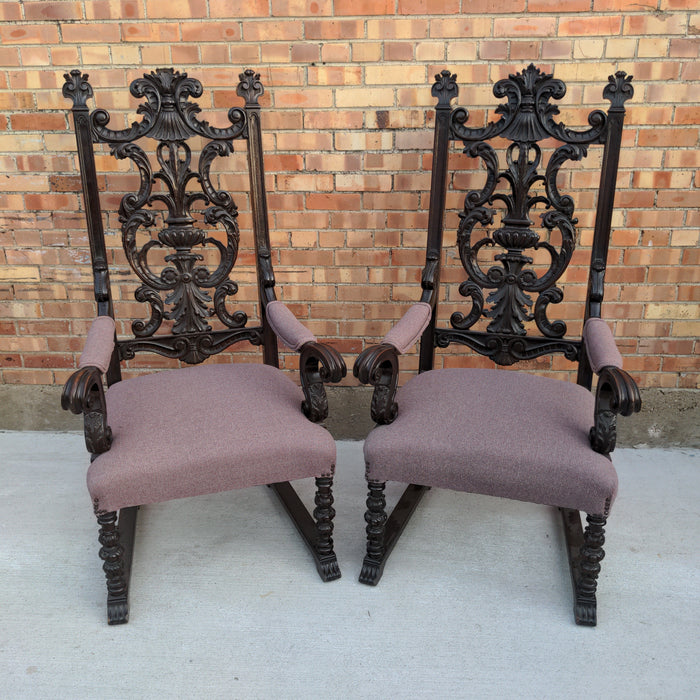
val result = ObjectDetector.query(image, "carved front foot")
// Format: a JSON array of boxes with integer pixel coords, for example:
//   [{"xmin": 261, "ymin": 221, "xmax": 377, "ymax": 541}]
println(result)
[
  {"xmin": 359, "ymin": 557, "xmax": 382, "ymax": 586},
  {"xmin": 107, "ymin": 599, "xmax": 129, "ymax": 625},
  {"xmin": 574, "ymin": 598, "xmax": 597, "ymax": 626},
  {"xmin": 360, "ymin": 481, "xmax": 387, "ymax": 586},
  {"xmin": 313, "ymin": 477, "xmax": 340, "ymax": 581},
  {"xmin": 574, "ymin": 514, "xmax": 606, "ymax": 626},
  {"xmin": 97, "ymin": 510, "xmax": 129, "ymax": 625},
  {"xmin": 317, "ymin": 555, "xmax": 341, "ymax": 582}
]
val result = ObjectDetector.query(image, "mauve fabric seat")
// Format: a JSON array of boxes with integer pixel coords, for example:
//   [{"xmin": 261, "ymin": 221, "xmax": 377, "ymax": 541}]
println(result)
[
  {"xmin": 88, "ymin": 363, "xmax": 336, "ymax": 513},
  {"xmin": 364, "ymin": 368, "xmax": 617, "ymax": 516}
]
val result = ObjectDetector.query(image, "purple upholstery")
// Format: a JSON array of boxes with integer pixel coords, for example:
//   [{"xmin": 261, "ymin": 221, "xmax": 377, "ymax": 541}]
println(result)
[
  {"xmin": 364, "ymin": 368, "xmax": 617, "ymax": 516},
  {"xmin": 382, "ymin": 302, "xmax": 432, "ymax": 354},
  {"xmin": 584, "ymin": 317, "xmax": 623, "ymax": 373},
  {"xmin": 266, "ymin": 300, "xmax": 316, "ymax": 351},
  {"xmin": 78, "ymin": 316, "xmax": 116, "ymax": 374},
  {"xmin": 87, "ymin": 363, "xmax": 336, "ymax": 513}
]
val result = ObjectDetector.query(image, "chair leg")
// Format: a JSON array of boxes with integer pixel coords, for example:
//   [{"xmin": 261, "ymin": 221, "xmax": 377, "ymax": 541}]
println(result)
[
  {"xmin": 575, "ymin": 514, "xmax": 607, "ymax": 626},
  {"xmin": 360, "ymin": 481, "xmax": 388, "ymax": 585},
  {"xmin": 96, "ymin": 508, "xmax": 134, "ymax": 625},
  {"xmin": 359, "ymin": 481, "xmax": 430, "ymax": 586},
  {"xmin": 561, "ymin": 508, "xmax": 607, "ymax": 626},
  {"xmin": 313, "ymin": 476, "xmax": 341, "ymax": 582},
  {"xmin": 269, "ymin": 479, "xmax": 341, "ymax": 582}
]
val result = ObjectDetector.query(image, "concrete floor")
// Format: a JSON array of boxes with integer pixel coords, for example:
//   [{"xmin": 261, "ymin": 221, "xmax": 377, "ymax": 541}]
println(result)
[{"xmin": 1, "ymin": 432, "xmax": 698, "ymax": 699}]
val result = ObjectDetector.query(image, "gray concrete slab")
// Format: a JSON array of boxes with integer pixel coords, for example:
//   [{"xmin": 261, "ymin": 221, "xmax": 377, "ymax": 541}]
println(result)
[{"xmin": 1, "ymin": 432, "xmax": 698, "ymax": 699}]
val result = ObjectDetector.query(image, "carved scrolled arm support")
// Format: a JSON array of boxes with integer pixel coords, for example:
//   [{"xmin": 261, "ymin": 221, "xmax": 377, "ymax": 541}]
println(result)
[
  {"xmin": 61, "ymin": 366, "xmax": 113, "ymax": 455},
  {"xmin": 589, "ymin": 366, "xmax": 641, "ymax": 455},
  {"xmin": 299, "ymin": 341, "xmax": 347, "ymax": 423},
  {"xmin": 353, "ymin": 343, "xmax": 400, "ymax": 425}
]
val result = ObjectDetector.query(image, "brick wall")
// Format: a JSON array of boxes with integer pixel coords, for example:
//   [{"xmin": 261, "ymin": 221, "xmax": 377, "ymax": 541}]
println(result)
[{"xmin": 0, "ymin": 0, "xmax": 698, "ymax": 391}]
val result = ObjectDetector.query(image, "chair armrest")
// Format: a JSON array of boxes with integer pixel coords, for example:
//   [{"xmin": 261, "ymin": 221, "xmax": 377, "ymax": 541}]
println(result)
[
  {"xmin": 61, "ymin": 366, "xmax": 113, "ymax": 455},
  {"xmin": 583, "ymin": 317, "xmax": 641, "ymax": 454},
  {"xmin": 382, "ymin": 302, "xmax": 432, "ymax": 354},
  {"xmin": 62, "ymin": 316, "xmax": 116, "ymax": 455},
  {"xmin": 583, "ymin": 317, "xmax": 622, "ymax": 373},
  {"xmin": 352, "ymin": 303, "xmax": 431, "ymax": 425},
  {"xmin": 265, "ymin": 300, "xmax": 346, "ymax": 422},
  {"xmin": 266, "ymin": 300, "xmax": 316, "ymax": 350},
  {"xmin": 78, "ymin": 316, "xmax": 116, "ymax": 374},
  {"xmin": 298, "ymin": 341, "xmax": 347, "ymax": 423},
  {"xmin": 353, "ymin": 343, "xmax": 400, "ymax": 425},
  {"xmin": 589, "ymin": 366, "xmax": 642, "ymax": 456}
]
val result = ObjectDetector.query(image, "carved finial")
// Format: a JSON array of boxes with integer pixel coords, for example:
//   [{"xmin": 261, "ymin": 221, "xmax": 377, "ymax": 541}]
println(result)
[
  {"xmin": 603, "ymin": 71, "xmax": 634, "ymax": 109},
  {"xmin": 62, "ymin": 69, "xmax": 93, "ymax": 107},
  {"xmin": 237, "ymin": 69, "xmax": 264, "ymax": 106},
  {"xmin": 432, "ymin": 70, "xmax": 458, "ymax": 108}
]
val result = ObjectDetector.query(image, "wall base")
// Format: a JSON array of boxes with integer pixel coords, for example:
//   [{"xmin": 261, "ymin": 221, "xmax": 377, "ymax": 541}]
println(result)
[{"xmin": 1, "ymin": 384, "xmax": 697, "ymax": 447}]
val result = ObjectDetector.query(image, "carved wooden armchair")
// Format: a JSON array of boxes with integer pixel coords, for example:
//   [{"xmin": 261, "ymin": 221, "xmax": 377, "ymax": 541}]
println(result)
[
  {"xmin": 61, "ymin": 68, "xmax": 346, "ymax": 624},
  {"xmin": 354, "ymin": 65, "xmax": 641, "ymax": 625}
]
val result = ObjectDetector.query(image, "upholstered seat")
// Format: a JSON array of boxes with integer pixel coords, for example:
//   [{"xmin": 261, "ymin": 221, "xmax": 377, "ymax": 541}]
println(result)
[
  {"xmin": 89, "ymin": 364, "xmax": 336, "ymax": 513},
  {"xmin": 365, "ymin": 369, "xmax": 617, "ymax": 516}
]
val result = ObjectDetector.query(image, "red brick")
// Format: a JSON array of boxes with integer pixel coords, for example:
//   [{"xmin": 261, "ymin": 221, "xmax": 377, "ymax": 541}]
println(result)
[
  {"xmin": 121, "ymin": 23, "xmax": 180, "ymax": 42},
  {"xmin": 431, "ymin": 17, "xmax": 492, "ymax": 38},
  {"xmin": 24, "ymin": 194, "xmax": 76, "ymax": 211},
  {"xmin": 306, "ymin": 193, "xmax": 362, "ymax": 210},
  {"xmin": 625, "ymin": 13, "xmax": 688, "ymax": 36},
  {"xmin": 494, "ymin": 17, "xmax": 557, "ymax": 37},
  {"xmin": 461, "ymin": 0, "xmax": 526, "ymax": 10},
  {"xmin": 669, "ymin": 38, "xmax": 700, "ymax": 58},
  {"xmin": 531, "ymin": 0, "xmax": 589, "ymax": 8},
  {"xmin": 305, "ymin": 19, "xmax": 364, "ymax": 40},
  {"xmin": 384, "ymin": 42, "xmax": 415, "ymax": 61},
  {"xmin": 271, "ymin": 0, "xmax": 332, "ymax": 15},
  {"xmin": 242, "ymin": 20, "xmax": 303, "ymax": 41},
  {"xmin": 0, "ymin": 24, "xmax": 60, "ymax": 44},
  {"xmin": 0, "ymin": 47, "xmax": 19, "ymax": 66},
  {"xmin": 291, "ymin": 43, "xmax": 321, "ymax": 62},
  {"xmin": 335, "ymin": 0, "xmax": 393, "ymax": 14},
  {"xmin": 209, "ymin": 0, "xmax": 268, "ymax": 16},
  {"xmin": 10, "ymin": 113, "xmax": 66, "ymax": 131},
  {"xmin": 146, "ymin": 0, "xmax": 207, "ymax": 17},
  {"xmin": 398, "ymin": 0, "xmax": 460, "ymax": 13},
  {"xmin": 24, "ymin": 1, "xmax": 83, "ymax": 19},
  {"xmin": 559, "ymin": 16, "xmax": 623, "ymax": 37},
  {"xmin": 181, "ymin": 22, "xmax": 241, "ymax": 42},
  {"xmin": 0, "ymin": 3, "xmax": 21, "ymax": 20},
  {"xmin": 85, "ymin": 1, "xmax": 144, "ymax": 19},
  {"xmin": 657, "ymin": 190, "xmax": 700, "ymax": 209}
]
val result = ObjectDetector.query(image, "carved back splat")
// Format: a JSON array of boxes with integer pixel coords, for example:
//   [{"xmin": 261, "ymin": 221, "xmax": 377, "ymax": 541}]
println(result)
[
  {"xmin": 420, "ymin": 65, "xmax": 632, "ymax": 373},
  {"xmin": 63, "ymin": 68, "xmax": 274, "ymax": 368}
]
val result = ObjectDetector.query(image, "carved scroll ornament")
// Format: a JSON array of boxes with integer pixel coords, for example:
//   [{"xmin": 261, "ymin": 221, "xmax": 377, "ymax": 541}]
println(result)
[
  {"xmin": 446, "ymin": 66, "xmax": 633, "ymax": 350},
  {"xmin": 64, "ymin": 69, "xmax": 259, "ymax": 363}
]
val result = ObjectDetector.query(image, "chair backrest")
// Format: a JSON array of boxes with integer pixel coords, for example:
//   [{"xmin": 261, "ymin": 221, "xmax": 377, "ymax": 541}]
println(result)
[
  {"xmin": 63, "ymin": 68, "xmax": 280, "ymax": 386},
  {"xmin": 418, "ymin": 64, "xmax": 633, "ymax": 391}
]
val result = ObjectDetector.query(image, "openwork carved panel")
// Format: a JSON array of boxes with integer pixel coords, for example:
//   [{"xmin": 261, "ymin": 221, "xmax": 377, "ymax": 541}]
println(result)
[
  {"xmin": 436, "ymin": 65, "xmax": 633, "ymax": 364},
  {"xmin": 63, "ymin": 68, "xmax": 264, "ymax": 363}
]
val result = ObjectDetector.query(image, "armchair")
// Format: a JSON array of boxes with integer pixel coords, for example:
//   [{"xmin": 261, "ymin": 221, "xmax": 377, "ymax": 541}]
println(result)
[
  {"xmin": 354, "ymin": 65, "xmax": 641, "ymax": 625},
  {"xmin": 61, "ymin": 68, "xmax": 346, "ymax": 624}
]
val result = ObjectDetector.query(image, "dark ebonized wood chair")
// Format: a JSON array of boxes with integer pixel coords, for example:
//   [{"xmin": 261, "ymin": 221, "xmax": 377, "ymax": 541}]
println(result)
[
  {"xmin": 354, "ymin": 65, "xmax": 641, "ymax": 625},
  {"xmin": 61, "ymin": 68, "xmax": 346, "ymax": 624}
]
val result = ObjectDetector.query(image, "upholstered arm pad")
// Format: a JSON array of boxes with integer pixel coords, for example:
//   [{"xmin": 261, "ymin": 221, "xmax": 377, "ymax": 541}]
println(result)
[
  {"xmin": 265, "ymin": 301, "xmax": 346, "ymax": 423},
  {"xmin": 382, "ymin": 302, "xmax": 432, "ymax": 354},
  {"xmin": 78, "ymin": 315, "xmax": 116, "ymax": 374},
  {"xmin": 583, "ymin": 317, "xmax": 623, "ymax": 373},
  {"xmin": 266, "ymin": 300, "xmax": 317, "ymax": 351}
]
